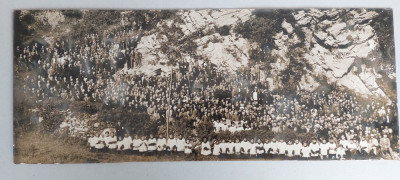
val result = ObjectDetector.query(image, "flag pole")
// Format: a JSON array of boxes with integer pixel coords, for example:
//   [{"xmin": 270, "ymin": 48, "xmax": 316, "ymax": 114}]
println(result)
[{"xmin": 167, "ymin": 65, "xmax": 172, "ymax": 141}]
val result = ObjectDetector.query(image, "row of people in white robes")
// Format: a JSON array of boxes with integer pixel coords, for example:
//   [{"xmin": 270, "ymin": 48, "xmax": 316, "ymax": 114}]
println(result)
[
  {"xmin": 200, "ymin": 138, "xmax": 373, "ymax": 159},
  {"xmin": 88, "ymin": 133, "xmax": 193, "ymax": 154}
]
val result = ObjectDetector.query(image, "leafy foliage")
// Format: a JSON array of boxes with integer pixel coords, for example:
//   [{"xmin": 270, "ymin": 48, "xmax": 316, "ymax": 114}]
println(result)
[
  {"xmin": 40, "ymin": 110, "xmax": 64, "ymax": 132},
  {"xmin": 42, "ymin": 98, "xmax": 70, "ymax": 111},
  {"xmin": 235, "ymin": 9, "xmax": 295, "ymax": 52},
  {"xmin": 281, "ymin": 48, "xmax": 310, "ymax": 93},
  {"xmin": 14, "ymin": 11, "xmax": 35, "ymax": 50},
  {"xmin": 196, "ymin": 120, "xmax": 214, "ymax": 140},
  {"xmin": 370, "ymin": 9, "xmax": 395, "ymax": 63},
  {"xmin": 67, "ymin": 10, "xmax": 122, "ymax": 40},
  {"xmin": 171, "ymin": 117, "xmax": 193, "ymax": 137},
  {"xmin": 216, "ymin": 25, "xmax": 231, "ymax": 36},
  {"xmin": 61, "ymin": 10, "xmax": 83, "ymax": 19},
  {"xmin": 98, "ymin": 109, "xmax": 156, "ymax": 136},
  {"xmin": 70, "ymin": 101, "xmax": 100, "ymax": 115},
  {"xmin": 13, "ymin": 101, "xmax": 35, "ymax": 132}
]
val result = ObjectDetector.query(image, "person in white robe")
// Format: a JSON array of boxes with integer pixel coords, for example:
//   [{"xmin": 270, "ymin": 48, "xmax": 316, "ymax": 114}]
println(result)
[
  {"xmin": 156, "ymin": 134, "xmax": 167, "ymax": 155},
  {"xmin": 132, "ymin": 134, "xmax": 142, "ymax": 154},
  {"xmin": 212, "ymin": 140, "xmax": 221, "ymax": 156},
  {"xmin": 138, "ymin": 136, "xmax": 148, "ymax": 154},
  {"xmin": 147, "ymin": 134, "xmax": 157, "ymax": 155},
  {"xmin": 166, "ymin": 134, "xmax": 177, "ymax": 153},
  {"xmin": 301, "ymin": 143, "xmax": 311, "ymax": 160},
  {"xmin": 176, "ymin": 135, "xmax": 186, "ymax": 153},
  {"xmin": 201, "ymin": 138, "xmax": 211, "ymax": 156}
]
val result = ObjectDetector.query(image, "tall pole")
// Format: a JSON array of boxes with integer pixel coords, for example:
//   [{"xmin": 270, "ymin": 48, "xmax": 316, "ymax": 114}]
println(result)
[{"xmin": 167, "ymin": 65, "xmax": 172, "ymax": 140}]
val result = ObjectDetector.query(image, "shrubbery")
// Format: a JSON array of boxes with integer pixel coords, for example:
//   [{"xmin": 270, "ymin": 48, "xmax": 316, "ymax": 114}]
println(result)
[
  {"xmin": 98, "ymin": 109, "xmax": 157, "ymax": 136},
  {"xmin": 196, "ymin": 120, "xmax": 214, "ymax": 139},
  {"xmin": 41, "ymin": 98, "xmax": 70, "ymax": 111},
  {"xmin": 61, "ymin": 10, "xmax": 83, "ymax": 19},
  {"xmin": 171, "ymin": 117, "xmax": 194, "ymax": 137},
  {"xmin": 234, "ymin": 9, "xmax": 295, "ymax": 51},
  {"xmin": 13, "ymin": 102, "xmax": 35, "ymax": 132},
  {"xmin": 40, "ymin": 110, "xmax": 64, "ymax": 132},
  {"xmin": 70, "ymin": 101, "xmax": 100, "ymax": 115},
  {"xmin": 216, "ymin": 25, "xmax": 231, "ymax": 36}
]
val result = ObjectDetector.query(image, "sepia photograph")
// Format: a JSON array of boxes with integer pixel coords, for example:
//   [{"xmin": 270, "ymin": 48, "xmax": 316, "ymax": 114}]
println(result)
[{"xmin": 13, "ymin": 8, "xmax": 399, "ymax": 164}]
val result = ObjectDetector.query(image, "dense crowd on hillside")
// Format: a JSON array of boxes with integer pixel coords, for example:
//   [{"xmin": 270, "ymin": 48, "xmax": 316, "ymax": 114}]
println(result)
[{"xmin": 15, "ymin": 27, "xmax": 399, "ymax": 160}]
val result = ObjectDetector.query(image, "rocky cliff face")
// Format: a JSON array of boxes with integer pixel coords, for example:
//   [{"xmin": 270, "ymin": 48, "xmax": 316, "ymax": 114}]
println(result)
[
  {"xmin": 294, "ymin": 9, "xmax": 386, "ymax": 98},
  {"xmin": 132, "ymin": 8, "xmax": 395, "ymax": 102},
  {"xmin": 295, "ymin": 9, "xmax": 394, "ymax": 103},
  {"xmin": 131, "ymin": 9, "xmax": 254, "ymax": 75}
]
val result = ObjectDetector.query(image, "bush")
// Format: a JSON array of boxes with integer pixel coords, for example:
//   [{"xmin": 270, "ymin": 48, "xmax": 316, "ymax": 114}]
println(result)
[
  {"xmin": 234, "ymin": 10, "xmax": 295, "ymax": 50},
  {"xmin": 196, "ymin": 120, "xmax": 214, "ymax": 140},
  {"xmin": 62, "ymin": 10, "xmax": 83, "ymax": 19},
  {"xmin": 217, "ymin": 25, "xmax": 231, "ymax": 36},
  {"xmin": 42, "ymin": 98, "xmax": 70, "ymax": 111},
  {"xmin": 40, "ymin": 110, "xmax": 64, "ymax": 132},
  {"xmin": 14, "ymin": 102, "xmax": 35, "ymax": 132},
  {"xmin": 171, "ymin": 117, "xmax": 193, "ymax": 137},
  {"xmin": 70, "ymin": 101, "xmax": 100, "ymax": 115},
  {"xmin": 98, "ymin": 109, "xmax": 156, "ymax": 136}
]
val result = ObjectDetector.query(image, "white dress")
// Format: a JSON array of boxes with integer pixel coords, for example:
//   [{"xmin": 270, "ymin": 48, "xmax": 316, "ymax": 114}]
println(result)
[
  {"xmin": 293, "ymin": 143, "xmax": 303, "ymax": 156},
  {"xmin": 166, "ymin": 138, "xmax": 177, "ymax": 151},
  {"xmin": 201, "ymin": 142, "xmax": 211, "ymax": 155},
  {"xmin": 234, "ymin": 143, "xmax": 242, "ymax": 154},
  {"xmin": 227, "ymin": 143, "xmax": 234, "ymax": 155},
  {"xmin": 147, "ymin": 138, "xmax": 157, "ymax": 151},
  {"xmin": 255, "ymin": 143, "xmax": 264, "ymax": 154},
  {"xmin": 270, "ymin": 142, "xmax": 278, "ymax": 154},
  {"xmin": 88, "ymin": 137, "xmax": 98, "ymax": 147},
  {"xmin": 122, "ymin": 137, "xmax": 133, "ymax": 150},
  {"xmin": 277, "ymin": 142, "xmax": 287, "ymax": 155},
  {"xmin": 241, "ymin": 141, "xmax": 250, "ymax": 154},
  {"xmin": 95, "ymin": 136, "xmax": 105, "ymax": 149},
  {"xmin": 263, "ymin": 143, "xmax": 271, "ymax": 154},
  {"xmin": 286, "ymin": 144, "xmax": 295, "ymax": 157},
  {"xmin": 176, "ymin": 139, "xmax": 185, "ymax": 152},
  {"xmin": 132, "ymin": 139, "xmax": 142, "ymax": 150},
  {"xmin": 309, "ymin": 143, "xmax": 320, "ymax": 157},
  {"xmin": 301, "ymin": 146, "xmax": 311, "ymax": 158},
  {"xmin": 107, "ymin": 136, "xmax": 118, "ymax": 149},
  {"xmin": 212, "ymin": 143, "xmax": 220, "ymax": 156},
  {"xmin": 117, "ymin": 140, "xmax": 124, "ymax": 150},
  {"xmin": 336, "ymin": 147, "xmax": 346, "ymax": 159},
  {"xmin": 156, "ymin": 138, "xmax": 166, "ymax": 151},
  {"xmin": 184, "ymin": 143, "xmax": 192, "ymax": 154},
  {"xmin": 138, "ymin": 140, "xmax": 148, "ymax": 152},
  {"xmin": 249, "ymin": 143, "xmax": 257, "ymax": 155},
  {"xmin": 219, "ymin": 143, "xmax": 227, "ymax": 154}
]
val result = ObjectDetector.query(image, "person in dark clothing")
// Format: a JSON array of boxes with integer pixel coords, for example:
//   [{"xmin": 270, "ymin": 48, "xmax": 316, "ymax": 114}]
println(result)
[{"xmin": 115, "ymin": 121, "xmax": 125, "ymax": 140}]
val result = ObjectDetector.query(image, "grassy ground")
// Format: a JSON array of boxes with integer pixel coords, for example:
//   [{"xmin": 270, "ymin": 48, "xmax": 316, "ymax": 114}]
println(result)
[{"xmin": 13, "ymin": 131, "xmax": 225, "ymax": 164}]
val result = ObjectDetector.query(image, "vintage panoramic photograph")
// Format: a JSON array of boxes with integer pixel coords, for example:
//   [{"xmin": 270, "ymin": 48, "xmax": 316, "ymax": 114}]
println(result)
[{"xmin": 13, "ymin": 8, "xmax": 398, "ymax": 163}]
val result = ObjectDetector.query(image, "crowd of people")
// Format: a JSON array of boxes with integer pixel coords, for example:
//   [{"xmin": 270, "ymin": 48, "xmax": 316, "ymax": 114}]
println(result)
[
  {"xmin": 59, "ymin": 114, "xmax": 90, "ymax": 136},
  {"xmin": 15, "ymin": 24, "xmax": 399, "ymax": 160},
  {"xmin": 88, "ymin": 131, "xmax": 394, "ymax": 160}
]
